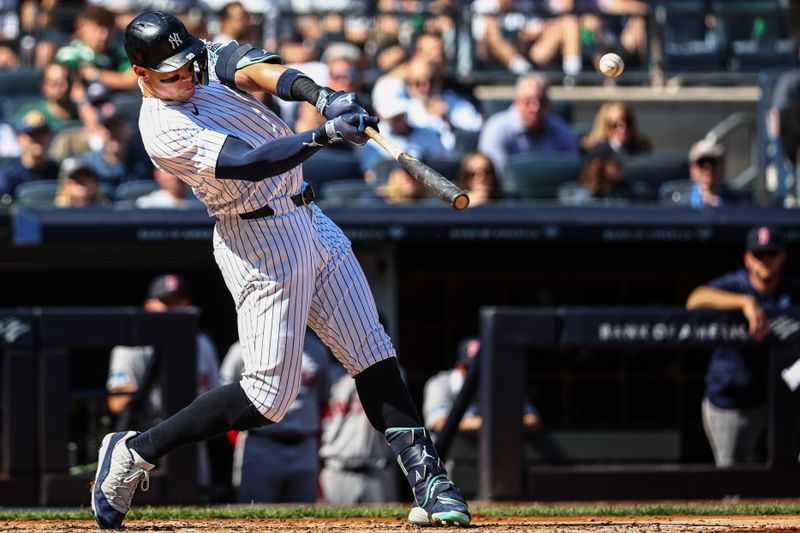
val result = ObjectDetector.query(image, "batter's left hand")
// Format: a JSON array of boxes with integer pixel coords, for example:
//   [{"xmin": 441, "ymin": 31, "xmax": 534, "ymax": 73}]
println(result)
[
  {"xmin": 317, "ymin": 89, "xmax": 368, "ymax": 120},
  {"xmin": 322, "ymin": 113, "xmax": 379, "ymax": 145}
]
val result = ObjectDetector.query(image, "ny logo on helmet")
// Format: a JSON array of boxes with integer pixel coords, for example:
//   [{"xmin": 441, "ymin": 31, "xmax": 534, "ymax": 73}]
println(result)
[{"xmin": 168, "ymin": 33, "xmax": 182, "ymax": 50}]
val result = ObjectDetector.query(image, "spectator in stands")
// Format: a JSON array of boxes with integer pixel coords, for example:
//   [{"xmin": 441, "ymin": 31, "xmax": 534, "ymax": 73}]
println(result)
[
  {"xmin": 371, "ymin": 166, "xmax": 428, "ymax": 205},
  {"xmin": 472, "ymin": 0, "xmax": 582, "ymax": 76},
  {"xmin": 0, "ymin": 110, "xmax": 58, "ymax": 198},
  {"xmin": 579, "ymin": 101, "xmax": 652, "ymax": 156},
  {"xmin": 13, "ymin": 63, "xmax": 82, "ymax": 131},
  {"xmin": 423, "ymin": 336, "xmax": 540, "ymax": 433},
  {"xmin": 83, "ymin": 102, "xmax": 152, "ymax": 186},
  {"xmin": 53, "ymin": 156, "xmax": 108, "ymax": 208},
  {"xmin": 358, "ymin": 98, "xmax": 448, "ymax": 183},
  {"xmin": 0, "ymin": 42, "xmax": 19, "ymax": 69},
  {"xmin": 55, "ymin": 5, "xmax": 137, "ymax": 91},
  {"xmin": 107, "ymin": 274, "xmax": 221, "ymax": 494},
  {"xmin": 478, "ymin": 73, "xmax": 577, "ymax": 175},
  {"xmin": 567, "ymin": 144, "xmax": 634, "ymax": 205},
  {"xmin": 19, "ymin": 0, "xmax": 66, "ymax": 69},
  {"xmin": 768, "ymin": 70, "xmax": 800, "ymax": 206},
  {"xmin": 48, "ymin": 81, "xmax": 109, "ymax": 161},
  {"xmin": 320, "ymin": 363, "xmax": 398, "ymax": 505},
  {"xmin": 686, "ymin": 139, "xmax": 744, "ymax": 208},
  {"xmin": 135, "ymin": 168, "xmax": 204, "ymax": 209},
  {"xmin": 220, "ymin": 330, "xmax": 330, "ymax": 503},
  {"xmin": 212, "ymin": 2, "xmax": 252, "ymax": 44},
  {"xmin": 456, "ymin": 152, "xmax": 505, "ymax": 207},
  {"xmin": 578, "ymin": 0, "xmax": 649, "ymax": 69},
  {"xmin": 404, "ymin": 59, "xmax": 483, "ymax": 150},
  {"xmin": 686, "ymin": 226, "xmax": 800, "ymax": 467},
  {"xmin": 294, "ymin": 42, "xmax": 370, "ymax": 135}
]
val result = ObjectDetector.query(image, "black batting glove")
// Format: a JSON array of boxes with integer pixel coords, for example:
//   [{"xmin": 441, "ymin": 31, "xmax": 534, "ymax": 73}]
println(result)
[
  {"xmin": 318, "ymin": 113, "xmax": 379, "ymax": 145},
  {"xmin": 316, "ymin": 89, "xmax": 368, "ymax": 120}
]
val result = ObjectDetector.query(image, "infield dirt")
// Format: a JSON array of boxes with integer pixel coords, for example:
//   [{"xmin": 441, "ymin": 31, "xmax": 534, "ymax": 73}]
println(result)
[{"xmin": 2, "ymin": 515, "xmax": 800, "ymax": 532}]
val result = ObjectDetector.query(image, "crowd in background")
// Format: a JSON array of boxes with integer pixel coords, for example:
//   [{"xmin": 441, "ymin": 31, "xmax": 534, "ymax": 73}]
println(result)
[{"xmin": 0, "ymin": 0, "xmax": 795, "ymax": 209}]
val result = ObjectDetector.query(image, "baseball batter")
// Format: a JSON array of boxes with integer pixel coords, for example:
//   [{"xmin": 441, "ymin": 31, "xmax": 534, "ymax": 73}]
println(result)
[{"xmin": 91, "ymin": 11, "xmax": 470, "ymax": 530}]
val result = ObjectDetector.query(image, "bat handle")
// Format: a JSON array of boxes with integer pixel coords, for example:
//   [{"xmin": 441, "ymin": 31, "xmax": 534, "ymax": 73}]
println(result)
[{"xmin": 365, "ymin": 127, "xmax": 403, "ymax": 159}]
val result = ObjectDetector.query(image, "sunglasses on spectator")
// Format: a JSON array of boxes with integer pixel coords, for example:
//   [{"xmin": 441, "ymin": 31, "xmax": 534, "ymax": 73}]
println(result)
[
  {"xmin": 465, "ymin": 167, "xmax": 493, "ymax": 177},
  {"xmin": 695, "ymin": 157, "xmax": 720, "ymax": 167},
  {"xmin": 607, "ymin": 118, "xmax": 630, "ymax": 129}
]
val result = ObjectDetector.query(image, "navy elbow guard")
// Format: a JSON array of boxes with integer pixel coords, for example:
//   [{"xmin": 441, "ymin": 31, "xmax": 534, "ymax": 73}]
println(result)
[{"xmin": 214, "ymin": 41, "xmax": 281, "ymax": 90}]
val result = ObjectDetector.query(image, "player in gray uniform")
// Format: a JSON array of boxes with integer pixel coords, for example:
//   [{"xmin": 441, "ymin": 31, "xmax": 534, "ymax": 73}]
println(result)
[
  {"xmin": 91, "ymin": 11, "xmax": 470, "ymax": 530},
  {"xmin": 220, "ymin": 331, "xmax": 330, "ymax": 503},
  {"xmin": 320, "ymin": 364, "xmax": 398, "ymax": 505}
]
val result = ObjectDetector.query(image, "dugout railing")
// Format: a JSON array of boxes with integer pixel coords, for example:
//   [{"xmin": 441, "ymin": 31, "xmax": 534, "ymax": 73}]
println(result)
[
  {"xmin": 0, "ymin": 308, "xmax": 198, "ymax": 506},
  {"xmin": 465, "ymin": 306, "xmax": 800, "ymax": 501}
]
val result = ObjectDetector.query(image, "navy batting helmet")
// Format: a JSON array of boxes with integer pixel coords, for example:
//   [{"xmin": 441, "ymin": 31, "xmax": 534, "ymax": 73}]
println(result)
[{"xmin": 124, "ymin": 12, "xmax": 205, "ymax": 74}]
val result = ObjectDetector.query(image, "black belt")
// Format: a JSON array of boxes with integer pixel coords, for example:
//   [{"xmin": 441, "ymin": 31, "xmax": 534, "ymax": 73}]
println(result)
[{"xmin": 239, "ymin": 184, "xmax": 315, "ymax": 220}]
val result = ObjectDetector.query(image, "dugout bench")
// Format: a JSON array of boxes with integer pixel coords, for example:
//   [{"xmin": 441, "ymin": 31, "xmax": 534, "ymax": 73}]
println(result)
[
  {"xmin": 465, "ymin": 307, "xmax": 800, "ymax": 501},
  {"xmin": 0, "ymin": 308, "xmax": 199, "ymax": 506}
]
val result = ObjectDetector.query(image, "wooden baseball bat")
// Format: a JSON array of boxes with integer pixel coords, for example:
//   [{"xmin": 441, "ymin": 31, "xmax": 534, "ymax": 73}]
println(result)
[{"xmin": 365, "ymin": 127, "xmax": 470, "ymax": 211}]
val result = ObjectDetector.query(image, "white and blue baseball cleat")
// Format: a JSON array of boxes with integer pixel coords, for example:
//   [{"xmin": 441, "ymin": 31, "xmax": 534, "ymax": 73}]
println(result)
[
  {"xmin": 91, "ymin": 431, "xmax": 154, "ymax": 530},
  {"xmin": 386, "ymin": 427, "xmax": 471, "ymax": 528},
  {"xmin": 407, "ymin": 474, "xmax": 472, "ymax": 527}
]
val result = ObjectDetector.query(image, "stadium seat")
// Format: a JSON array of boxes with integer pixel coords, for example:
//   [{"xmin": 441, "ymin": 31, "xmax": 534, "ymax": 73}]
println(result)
[
  {"xmin": 14, "ymin": 180, "xmax": 58, "ymax": 207},
  {"xmin": 453, "ymin": 130, "xmax": 480, "ymax": 156},
  {"xmin": 421, "ymin": 156, "xmax": 461, "ymax": 181},
  {"xmin": 719, "ymin": 3, "xmax": 797, "ymax": 72},
  {"xmin": 302, "ymin": 149, "xmax": 361, "ymax": 191},
  {"xmin": 2, "ymin": 95, "xmax": 42, "ymax": 124},
  {"xmin": 319, "ymin": 179, "xmax": 373, "ymax": 207},
  {"xmin": 623, "ymin": 152, "xmax": 689, "ymax": 201},
  {"xmin": 657, "ymin": 179, "xmax": 695, "ymax": 205},
  {"xmin": 501, "ymin": 154, "xmax": 584, "ymax": 200},
  {"xmin": 660, "ymin": 2, "xmax": 726, "ymax": 73},
  {"xmin": 112, "ymin": 93, "xmax": 143, "ymax": 123},
  {"xmin": 0, "ymin": 69, "xmax": 43, "ymax": 96},
  {"xmin": 114, "ymin": 180, "xmax": 160, "ymax": 202}
]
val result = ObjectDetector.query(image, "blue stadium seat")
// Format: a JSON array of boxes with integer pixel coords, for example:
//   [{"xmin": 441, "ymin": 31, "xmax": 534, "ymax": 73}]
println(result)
[
  {"xmin": 319, "ymin": 179, "xmax": 373, "ymax": 206},
  {"xmin": 657, "ymin": 179, "xmax": 695, "ymax": 205},
  {"xmin": 0, "ymin": 69, "xmax": 43, "ymax": 96},
  {"xmin": 114, "ymin": 180, "xmax": 159, "ymax": 202},
  {"xmin": 421, "ymin": 156, "xmax": 461, "ymax": 182},
  {"xmin": 453, "ymin": 130, "xmax": 480, "ymax": 156},
  {"xmin": 624, "ymin": 152, "xmax": 690, "ymax": 201},
  {"xmin": 502, "ymin": 154, "xmax": 584, "ymax": 200},
  {"xmin": 302, "ymin": 149, "xmax": 361, "ymax": 191},
  {"xmin": 660, "ymin": 2, "xmax": 726, "ymax": 73},
  {"xmin": 14, "ymin": 180, "xmax": 58, "ymax": 207}
]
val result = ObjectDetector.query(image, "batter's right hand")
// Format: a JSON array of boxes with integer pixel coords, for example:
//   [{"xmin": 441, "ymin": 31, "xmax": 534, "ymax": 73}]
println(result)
[{"xmin": 321, "ymin": 113, "xmax": 379, "ymax": 145}]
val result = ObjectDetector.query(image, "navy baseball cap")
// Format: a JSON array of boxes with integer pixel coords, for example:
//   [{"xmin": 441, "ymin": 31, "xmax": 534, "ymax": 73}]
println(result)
[
  {"xmin": 86, "ymin": 81, "xmax": 112, "ymax": 105},
  {"xmin": 746, "ymin": 225, "xmax": 784, "ymax": 253},
  {"xmin": 148, "ymin": 274, "xmax": 190, "ymax": 300}
]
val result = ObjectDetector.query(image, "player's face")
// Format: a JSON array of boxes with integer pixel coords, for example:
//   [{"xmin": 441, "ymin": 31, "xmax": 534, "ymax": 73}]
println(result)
[
  {"xmin": 745, "ymin": 249, "xmax": 786, "ymax": 283},
  {"xmin": 142, "ymin": 62, "xmax": 197, "ymax": 102}
]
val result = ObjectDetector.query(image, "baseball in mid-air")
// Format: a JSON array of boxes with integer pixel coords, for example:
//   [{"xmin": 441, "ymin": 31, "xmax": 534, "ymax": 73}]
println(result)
[{"xmin": 599, "ymin": 53, "xmax": 624, "ymax": 78}]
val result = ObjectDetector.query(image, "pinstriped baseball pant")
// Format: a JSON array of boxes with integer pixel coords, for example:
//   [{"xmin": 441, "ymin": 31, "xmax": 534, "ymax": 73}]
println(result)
[{"xmin": 213, "ymin": 203, "xmax": 396, "ymax": 422}]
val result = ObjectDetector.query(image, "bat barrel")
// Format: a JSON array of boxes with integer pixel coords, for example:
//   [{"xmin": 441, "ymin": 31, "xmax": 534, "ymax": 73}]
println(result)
[{"xmin": 398, "ymin": 154, "xmax": 470, "ymax": 210}]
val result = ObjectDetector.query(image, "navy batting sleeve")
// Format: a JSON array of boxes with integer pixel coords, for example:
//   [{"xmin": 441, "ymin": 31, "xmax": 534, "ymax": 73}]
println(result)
[{"xmin": 216, "ymin": 132, "xmax": 323, "ymax": 181}]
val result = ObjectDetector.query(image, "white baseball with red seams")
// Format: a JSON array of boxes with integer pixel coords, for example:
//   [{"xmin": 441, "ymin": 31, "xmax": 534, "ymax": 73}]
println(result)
[{"xmin": 599, "ymin": 53, "xmax": 625, "ymax": 78}]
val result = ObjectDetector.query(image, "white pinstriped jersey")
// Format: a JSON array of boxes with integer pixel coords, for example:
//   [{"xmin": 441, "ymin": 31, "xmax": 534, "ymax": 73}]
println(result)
[{"xmin": 138, "ymin": 42, "xmax": 303, "ymax": 216}]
